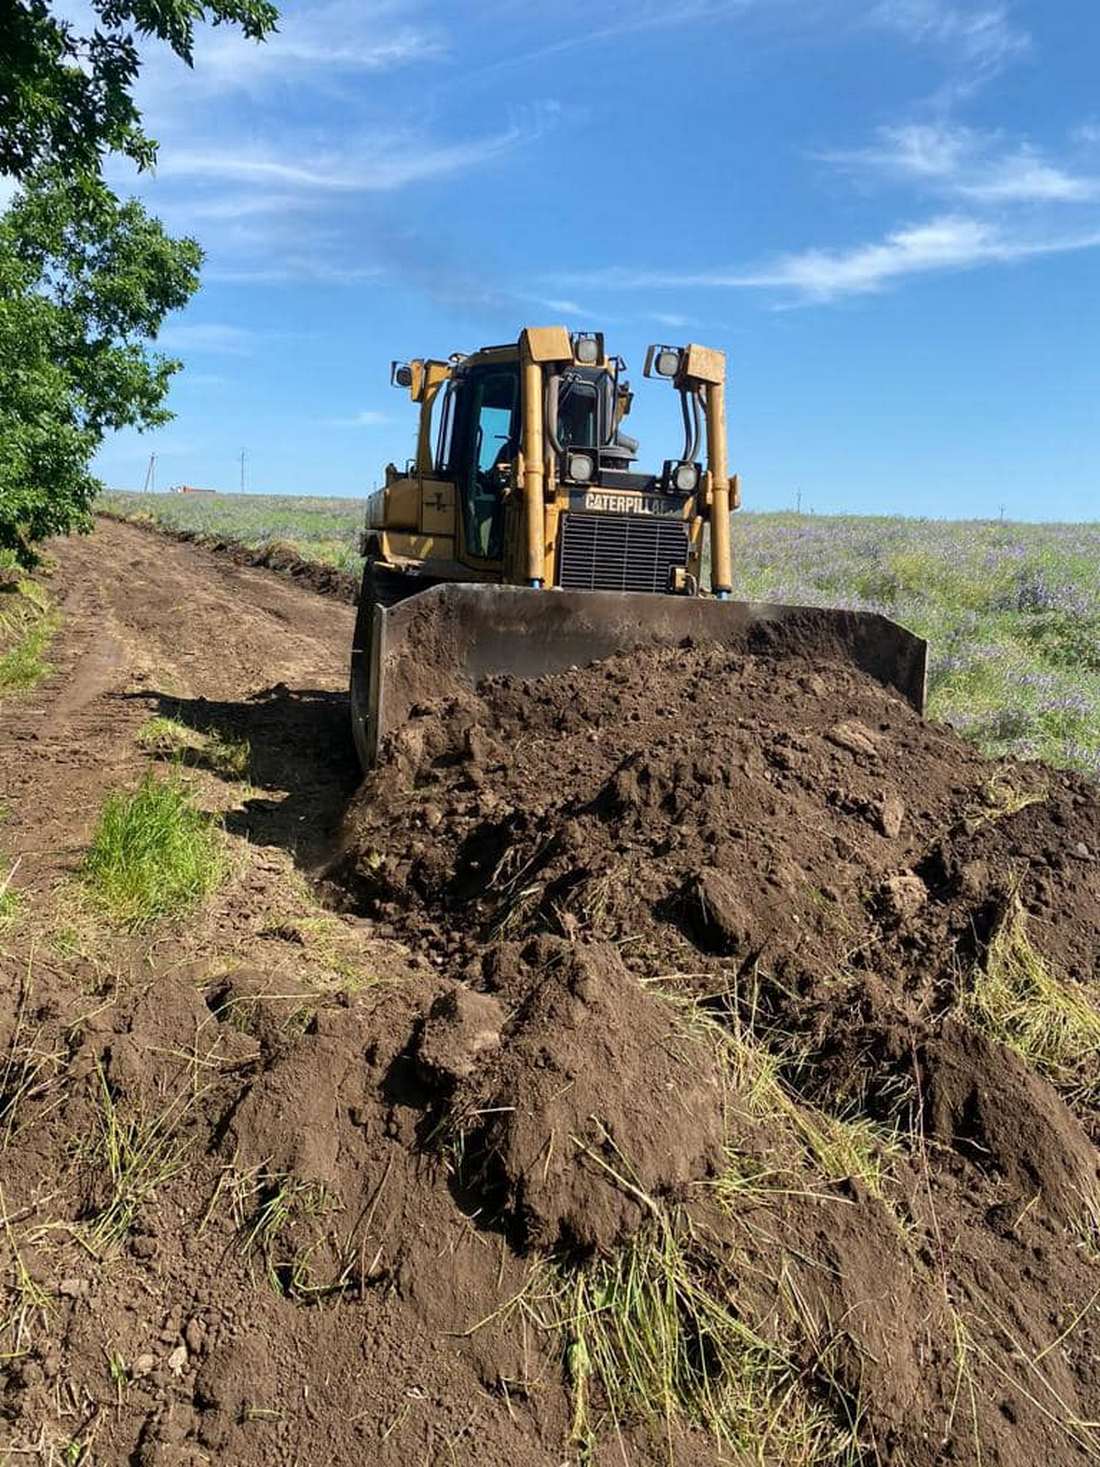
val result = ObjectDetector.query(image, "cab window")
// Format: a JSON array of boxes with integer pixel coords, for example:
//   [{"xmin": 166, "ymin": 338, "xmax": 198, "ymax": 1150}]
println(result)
[{"xmin": 457, "ymin": 366, "xmax": 518, "ymax": 560}]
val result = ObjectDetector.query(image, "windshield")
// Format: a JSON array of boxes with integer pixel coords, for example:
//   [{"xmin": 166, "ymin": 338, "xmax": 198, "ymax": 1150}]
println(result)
[{"xmin": 557, "ymin": 368, "xmax": 615, "ymax": 448}]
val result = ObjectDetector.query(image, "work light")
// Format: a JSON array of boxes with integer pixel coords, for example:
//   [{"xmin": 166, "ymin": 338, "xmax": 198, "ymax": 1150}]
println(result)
[
  {"xmin": 566, "ymin": 451, "xmax": 596, "ymax": 483},
  {"xmin": 663, "ymin": 459, "xmax": 700, "ymax": 494},
  {"xmin": 644, "ymin": 345, "xmax": 683, "ymax": 379},
  {"xmin": 572, "ymin": 333, "xmax": 600, "ymax": 365},
  {"xmin": 391, "ymin": 361, "xmax": 413, "ymax": 388}
]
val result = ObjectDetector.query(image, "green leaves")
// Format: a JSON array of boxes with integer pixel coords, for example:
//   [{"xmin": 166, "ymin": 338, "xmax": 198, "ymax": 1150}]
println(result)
[
  {"xmin": 0, "ymin": 0, "xmax": 278, "ymax": 565},
  {"xmin": 0, "ymin": 0, "xmax": 278, "ymax": 182},
  {"xmin": 0, "ymin": 174, "xmax": 202, "ymax": 564}
]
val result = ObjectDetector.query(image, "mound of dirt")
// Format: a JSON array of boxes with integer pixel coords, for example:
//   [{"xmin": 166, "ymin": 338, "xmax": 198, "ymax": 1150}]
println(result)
[
  {"xmin": 328, "ymin": 637, "xmax": 1100, "ymax": 1462},
  {"xmin": 5, "ymin": 619, "xmax": 1100, "ymax": 1466},
  {"xmin": 100, "ymin": 512, "xmax": 361, "ymax": 602}
]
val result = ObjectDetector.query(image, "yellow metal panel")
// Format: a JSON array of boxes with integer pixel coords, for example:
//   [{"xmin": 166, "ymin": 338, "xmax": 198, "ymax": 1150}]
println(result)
[
  {"xmin": 383, "ymin": 530, "xmax": 455, "ymax": 563},
  {"xmin": 682, "ymin": 343, "xmax": 726, "ymax": 385},
  {"xmin": 522, "ymin": 326, "xmax": 572, "ymax": 363},
  {"xmin": 464, "ymin": 345, "xmax": 520, "ymax": 368},
  {"xmin": 383, "ymin": 477, "xmax": 420, "ymax": 531},
  {"xmin": 406, "ymin": 359, "xmax": 426, "ymax": 400},
  {"xmin": 419, "ymin": 478, "xmax": 456, "ymax": 535},
  {"xmin": 366, "ymin": 486, "xmax": 387, "ymax": 529}
]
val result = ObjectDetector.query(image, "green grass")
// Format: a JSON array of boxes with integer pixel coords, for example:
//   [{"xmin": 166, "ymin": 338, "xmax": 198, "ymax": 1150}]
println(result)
[
  {"xmin": 728, "ymin": 513, "xmax": 1100, "ymax": 780},
  {"xmin": 135, "ymin": 714, "xmax": 194, "ymax": 756},
  {"xmin": 81, "ymin": 1065, "xmax": 194, "ymax": 1250},
  {"xmin": 661, "ymin": 987, "xmax": 900, "ymax": 1202},
  {"xmin": 136, "ymin": 715, "xmax": 251, "ymax": 779},
  {"xmin": 229, "ymin": 1167, "xmax": 352, "ymax": 1299},
  {"xmin": 0, "ymin": 884, "xmax": 19, "ymax": 933},
  {"xmin": 81, "ymin": 771, "xmax": 226, "ymax": 928},
  {"xmin": 0, "ymin": 1185, "xmax": 52, "ymax": 1360},
  {"xmin": 0, "ymin": 577, "xmax": 60, "ymax": 694},
  {"xmin": 100, "ymin": 489, "xmax": 366, "ymax": 574},
  {"xmin": 206, "ymin": 730, "xmax": 251, "ymax": 778}
]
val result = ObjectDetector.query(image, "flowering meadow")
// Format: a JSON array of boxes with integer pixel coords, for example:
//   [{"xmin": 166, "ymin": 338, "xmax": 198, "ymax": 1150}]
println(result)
[{"xmin": 100, "ymin": 492, "xmax": 1100, "ymax": 780}]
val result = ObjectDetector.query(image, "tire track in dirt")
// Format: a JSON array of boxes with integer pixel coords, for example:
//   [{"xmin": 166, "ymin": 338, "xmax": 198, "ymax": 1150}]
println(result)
[{"xmin": 0, "ymin": 515, "xmax": 359, "ymax": 899}]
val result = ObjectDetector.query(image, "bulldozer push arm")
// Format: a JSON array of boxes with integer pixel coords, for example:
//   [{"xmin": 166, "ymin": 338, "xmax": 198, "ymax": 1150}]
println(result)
[{"xmin": 349, "ymin": 325, "xmax": 927, "ymax": 768}]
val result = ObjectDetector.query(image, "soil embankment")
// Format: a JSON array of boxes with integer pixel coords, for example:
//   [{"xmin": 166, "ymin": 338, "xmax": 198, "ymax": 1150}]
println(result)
[{"xmin": 1, "ymin": 518, "xmax": 1099, "ymax": 1465}]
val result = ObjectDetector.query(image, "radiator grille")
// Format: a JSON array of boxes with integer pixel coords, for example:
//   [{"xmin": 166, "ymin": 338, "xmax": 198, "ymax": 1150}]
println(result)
[{"xmin": 557, "ymin": 512, "xmax": 689, "ymax": 594}]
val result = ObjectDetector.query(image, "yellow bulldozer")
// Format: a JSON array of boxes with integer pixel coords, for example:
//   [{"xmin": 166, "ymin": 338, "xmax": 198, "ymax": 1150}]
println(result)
[{"xmin": 350, "ymin": 325, "xmax": 926, "ymax": 768}]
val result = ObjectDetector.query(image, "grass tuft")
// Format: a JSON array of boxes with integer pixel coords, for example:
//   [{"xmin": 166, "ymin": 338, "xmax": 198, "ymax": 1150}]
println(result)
[
  {"xmin": 135, "ymin": 715, "xmax": 193, "ymax": 757},
  {"xmin": 81, "ymin": 772, "xmax": 226, "ymax": 928},
  {"xmin": 206, "ymin": 731, "xmax": 251, "ymax": 779},
  {"xmin": 137, "ymin": 716, "xmax": 251, "ymax": 780},
  {"xmin": 661, "ymin": 987, "xmax": 900, "ymax": 1201},
  {"xmin": 1, "ymin": 1186, "xmax": 52, "ymax": 1361},
  {"xmin": 1, "ymin": 978, "xmax": 65, "ymax": 1148},
  {"xmin": 80, "ymin": 1066, "xmax": 194, "ymax": 1250},
  {"xmin": 965, "ymin": 895, "xmax": 1100, "ymax": 1107},
  {"xmin": 230, "ymin": 1167, "xmax": 353, "ymax": 1299},
  {"xmin": 962, "ymin": 769, "xmax": 1048, "ymax": 832},
  {"xmin": 0, "ymin": 579, "xmax": 60, "ymax": 694},
  {"xmin": 540, "ymin": 1210, "xmax": 862, "ymax": 1464},
  {"xmin": 0, "ymin": 878, "xmax": 20, "ymax": 933}
]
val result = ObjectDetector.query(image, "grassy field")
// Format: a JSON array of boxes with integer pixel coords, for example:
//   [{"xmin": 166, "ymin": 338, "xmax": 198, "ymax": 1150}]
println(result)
[{"xmin": 99, "ymin": 490, "xmax": 1100, "ymax": 781}]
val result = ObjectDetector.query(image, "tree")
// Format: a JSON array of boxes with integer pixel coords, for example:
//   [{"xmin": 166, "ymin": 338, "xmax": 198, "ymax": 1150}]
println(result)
[
  {"xmin": 0, "ymin": 175, "xmax": 201, "ymax": 564},
  {"xmin": 0, "ymin": 0, "xmax": 279, "ymax": 563},
  {"xmin": 0, "ymin": 0, "xmax": 278, "ymax": 181}
]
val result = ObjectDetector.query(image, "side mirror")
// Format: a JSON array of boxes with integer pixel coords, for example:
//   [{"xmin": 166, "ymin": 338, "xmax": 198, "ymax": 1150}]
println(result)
[{"xmin": 493, "ymin": 461, "xmax": 513, "ymax": 494}]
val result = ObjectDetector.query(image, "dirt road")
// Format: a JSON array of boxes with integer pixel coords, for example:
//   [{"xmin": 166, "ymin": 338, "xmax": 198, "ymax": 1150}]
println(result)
[{"xmin": 2, "ymin": 516, "xmax": 359, "ymax": 908}]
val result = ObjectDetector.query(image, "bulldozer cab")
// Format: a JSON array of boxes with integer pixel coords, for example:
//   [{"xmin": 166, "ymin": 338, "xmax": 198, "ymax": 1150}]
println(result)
[
  {"xmin": 362, "ymin": 328, "xmax": 739, "ymax": 596},
  {"xmin": 447, "ymin": 360, "xmax": 518, "ymax": 564}
]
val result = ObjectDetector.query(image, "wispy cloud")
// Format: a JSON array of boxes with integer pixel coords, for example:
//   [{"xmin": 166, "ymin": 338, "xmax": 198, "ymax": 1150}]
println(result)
[
  {"xmin": 156, "ymin": 106, "xmax": 560, "ymax": 195},
  {"xmin": 157, "ymin": 323, "xmax": 257, "ymax": 355},
  {"xmin": 870, "ymin": 0, "xmax": 1030, "ymax": 80},
  {"xmin": 203, "ymin": 261, "xmax": 384, "ymax": 286},
  {"xmin": 139, "ymin": 0, "xmax": 445, "ymax": 103},
  {"xmin": 527, "ymin": 296, "xmax": 592, "ymax": 318},
  {"xmin": 460, "ymin": 0, "xmax": 757, "ymax": 81},
  {"xmin": 954, "ymin": 153, "xmax": 1099, "ymax": 204},
  {"xmin": 555, "ymin": 216, "xmax": 1100, "ymax": 303},
  {"xmin": 174, "ymin": 372, "xmax": 228, "ymax": 388},
  {"xmin": 329, "ymin": 409, "xmax": 391, "ymax": 428},
  {"xmin": 825, "ymin": 123, "xmax": 1100, "ymax": 205}
]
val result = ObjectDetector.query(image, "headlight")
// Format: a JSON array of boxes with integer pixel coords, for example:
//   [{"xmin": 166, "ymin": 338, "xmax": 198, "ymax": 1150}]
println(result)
[
  {"xmin": 644, "ymin": 344, "xmax": 683, "ymax": 379},
  {"xmin": 662, "ymin": 459, "xmax": 700, "ymax": 494},
  {"xmin": 673, "ymin": 461, "xmax": 699, "ymax": 494},
  {"xmin": 572, "ymin": 333, "xmax": 600, "ymax": 365},
  {"xmin": 567, "ymin": 451, "xmax": 596, "ymax": 483}
]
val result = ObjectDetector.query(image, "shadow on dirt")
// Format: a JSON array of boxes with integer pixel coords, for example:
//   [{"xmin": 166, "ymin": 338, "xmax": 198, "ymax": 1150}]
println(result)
[{"xmin": 120, "ymin": 682, "xmax": 361, "ymax": 870}]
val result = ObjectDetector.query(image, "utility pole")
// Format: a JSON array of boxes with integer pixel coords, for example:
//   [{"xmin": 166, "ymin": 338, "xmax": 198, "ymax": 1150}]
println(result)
[
  {"xmin": 796, "ymin": 487, "xmax": 802, "ymax": 514},
  {"xmin": 239, "ymin": 448, "xmax": 246, "ymax": 494},
  {"xmin": 143, "ymin": 453, "xmax": 157, "ymax": 493}
]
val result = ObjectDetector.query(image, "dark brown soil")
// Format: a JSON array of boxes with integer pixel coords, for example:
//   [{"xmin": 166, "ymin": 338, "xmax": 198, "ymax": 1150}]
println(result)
[
  {"xmin": 335, "ymin": 639, "xmax": 1100, "ymax": 1464},
  {"xmin": 2, "ymin": 520, "xmax": 1100, "ymax": 1466}
]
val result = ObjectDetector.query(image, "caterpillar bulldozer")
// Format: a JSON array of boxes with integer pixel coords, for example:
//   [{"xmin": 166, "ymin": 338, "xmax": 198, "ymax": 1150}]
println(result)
[{"xmin": 350, "ymin": 325, "xmax": 927, "ymax": 768}]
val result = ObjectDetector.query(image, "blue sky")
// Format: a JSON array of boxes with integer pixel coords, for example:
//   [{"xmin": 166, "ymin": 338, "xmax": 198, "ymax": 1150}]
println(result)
[{"xmin": 94, "ymin": 0, "xmax": 1100, "ymax": 519}]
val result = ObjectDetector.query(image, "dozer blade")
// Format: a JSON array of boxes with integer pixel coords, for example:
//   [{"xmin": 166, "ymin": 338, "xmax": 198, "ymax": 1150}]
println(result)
[{"xmin": 357, "ymin": 584, "xmax": 927, "ymax": 769}]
